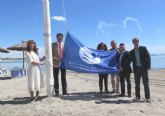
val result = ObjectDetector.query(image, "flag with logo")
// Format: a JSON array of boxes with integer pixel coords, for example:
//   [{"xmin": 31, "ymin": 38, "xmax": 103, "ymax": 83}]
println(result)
[{"xmin": 61, "ymin": 32, "xmax": 119, "ymax": 74}]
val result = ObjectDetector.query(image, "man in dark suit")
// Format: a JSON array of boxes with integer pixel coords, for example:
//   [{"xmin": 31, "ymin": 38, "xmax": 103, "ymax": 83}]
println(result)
[
  {"xmin": 52, "ymin": 33, "xmax": 69, "ymax": 96},
  {"xmin": 118, "ymin": 43, "xmax": 132, "ymax": 97},
  {"xmin": 130, "ymin": 38, "xmax": 151, "ymax": 103}
]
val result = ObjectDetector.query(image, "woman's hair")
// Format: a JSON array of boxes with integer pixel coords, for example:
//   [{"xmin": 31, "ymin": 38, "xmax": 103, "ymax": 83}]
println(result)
[
  {"xmin": 97, "ymin": 42, "xmax": 108, "ymax": 51},
  {"xmin": 26, "ymin": 40, "xmax": 38, "ymax": 54}
]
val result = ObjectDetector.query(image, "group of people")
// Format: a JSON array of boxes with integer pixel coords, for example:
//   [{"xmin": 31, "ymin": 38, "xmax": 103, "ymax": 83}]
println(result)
[
  {"xmin": 97, "ymin": 38, "xmax": 151, "ymax": 103},
  {"xmin": 25, "ymin": 33, "xmax": 151, "ymax": 103}
]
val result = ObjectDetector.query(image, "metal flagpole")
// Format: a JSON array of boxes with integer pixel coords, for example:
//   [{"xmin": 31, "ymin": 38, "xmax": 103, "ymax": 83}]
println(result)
[{"xmin": 43, "ymin": 0, "xmax": 54, "ymax": 96}]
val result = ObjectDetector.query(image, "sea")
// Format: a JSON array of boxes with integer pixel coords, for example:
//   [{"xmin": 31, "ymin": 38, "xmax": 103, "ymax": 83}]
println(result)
[{"xmin": 0, "ymin": 55, "xmax": 165, "ymax": 70}]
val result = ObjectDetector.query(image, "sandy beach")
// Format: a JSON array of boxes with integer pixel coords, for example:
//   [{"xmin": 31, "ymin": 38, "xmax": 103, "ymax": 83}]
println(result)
[{"xmin": 0, "ymin": 69, "xmax": 165, "ymax": 116}]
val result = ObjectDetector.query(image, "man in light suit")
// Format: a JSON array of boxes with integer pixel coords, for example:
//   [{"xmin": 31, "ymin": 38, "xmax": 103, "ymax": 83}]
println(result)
[
  {"xmin": 109, "ymin": 40, "xmax": 120, "ymax": 93},
  {"xmin": 52, "ymin": 33, "xmax": 69, "ymax": 96}
]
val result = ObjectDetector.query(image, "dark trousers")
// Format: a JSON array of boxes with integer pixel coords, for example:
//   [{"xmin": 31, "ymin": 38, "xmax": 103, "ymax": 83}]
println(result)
[
  {"xmin": 99, "ymin": 74, "xmax": 108, "ymax": 92},
  {"xmin": 53, "ymin": 67, "xmax": 67, "ymax": 94},
  {"xmin": 134, "ymin": 67, "xmax": 150, "ymax": 99},
  {"xmin": 119, "ymin": 71, "xmax": 131, "ymax": 96}
]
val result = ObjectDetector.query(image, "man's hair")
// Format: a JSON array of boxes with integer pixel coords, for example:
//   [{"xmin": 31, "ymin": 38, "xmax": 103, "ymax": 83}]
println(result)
[
  {"xmin": 111, "ymin": 40, "xmax": 116, "ymax": 45},
  {"xmin": 132, "ymin": 37, "xmax": 139, "ymax": 43},
  {"xmin": 119, "ymin": 43, "xmax": 125, "ymax": 46},
  {"xmin": 56, "ymin": 33, "xmax": 63, "ymax": 38}
]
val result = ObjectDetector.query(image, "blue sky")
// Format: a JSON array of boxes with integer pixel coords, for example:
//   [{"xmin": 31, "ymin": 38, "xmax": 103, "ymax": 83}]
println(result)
[{"xmin": 0, "ymin": 0, "xmax": 165, "ymax": 58}]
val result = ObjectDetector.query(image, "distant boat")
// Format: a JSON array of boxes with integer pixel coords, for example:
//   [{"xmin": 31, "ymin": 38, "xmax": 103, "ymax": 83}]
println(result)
[{"xmin": 0, "ymin": 59, "xmax": 2, "ymax": 62}]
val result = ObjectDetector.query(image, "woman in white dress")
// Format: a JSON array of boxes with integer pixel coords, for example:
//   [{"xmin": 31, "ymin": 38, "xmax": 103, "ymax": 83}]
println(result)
[{"xmin": 26, "ymin": 40, "xmax": 44, "ymax": 101}]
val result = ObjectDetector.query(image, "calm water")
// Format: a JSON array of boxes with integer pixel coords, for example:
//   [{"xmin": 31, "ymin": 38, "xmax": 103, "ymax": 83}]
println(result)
[
  {"xmin": 151, "ymin": 55, "xmax": 165, "ymax": 69},
  {"xmin": 0, "ymin": 56, "xmax": 165, "ymax": 69},
  {"xmin": 0, "ymin": 60, "xmax": 28, "ymax": 69}
]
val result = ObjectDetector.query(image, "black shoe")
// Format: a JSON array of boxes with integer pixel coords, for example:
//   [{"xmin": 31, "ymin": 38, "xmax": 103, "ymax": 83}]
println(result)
[
  {"xmin": 55, "ymin": 89, "xmax": 59, "ymax": 96},
  {"xmin": 118, "ymin": 94, "xmax": 125, "ymax": 97},
  {"xmin": 104, "ymin": 90, "xmax": 109, "ymax": 94},
  {"xmin": 55, "ymin": 93, "xmax": 59, "ymax": 96},
  {"xmin": 112, "ymin": 90, "xmax": 115, "ymax": 93},
  {"xmin": 128, "ymin": 94, "xmax": 132, "ymax": 98},
  {"xmin": 63, "ymin": 92, "xmax": 70, "ymax": 95},
  {"xmin": 133, "ymin": 96, "xmax": 140, "ymax": 101},
  {"xmin": 146, "ymin": 98, "xmax": 151, "ymax": 103}
]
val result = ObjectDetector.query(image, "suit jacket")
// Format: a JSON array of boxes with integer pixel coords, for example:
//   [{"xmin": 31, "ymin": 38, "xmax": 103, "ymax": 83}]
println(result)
[
  {"xmin": 119, "ymin": 51, "xmax": 132, "ymax": 73},
  {"xmin": 52, "ymin": 42, "xmax": 64, "ymax": 67},
  {"xmin": 130, "ymin": 46, "xmax": 151, "ymax": 71}
]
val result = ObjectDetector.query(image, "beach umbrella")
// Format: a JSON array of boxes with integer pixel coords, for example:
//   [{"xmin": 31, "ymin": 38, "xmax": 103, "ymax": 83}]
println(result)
[
  {"xmin": 7, "ymin": 41, "xmax": 27, "ymax": 69},
  {"xmin": 0, "ymin": 47, "xmax": 9, "ymax": 53},
  {"xmin": 7, "ymin": 41, "xmax": 27, "ymax": 51}
]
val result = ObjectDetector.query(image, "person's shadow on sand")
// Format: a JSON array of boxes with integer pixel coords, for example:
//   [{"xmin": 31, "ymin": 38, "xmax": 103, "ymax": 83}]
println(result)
[
  {"xmin": 57, "ymin": 92, "xmax": 145, "ymax": 104},
  {"xmin": 0, "ymin": 96, "xmax": 47, "ymax": 105},
  {"xmin": 95, "ymin": 99, "xmax": 145, "ymax": 104}
]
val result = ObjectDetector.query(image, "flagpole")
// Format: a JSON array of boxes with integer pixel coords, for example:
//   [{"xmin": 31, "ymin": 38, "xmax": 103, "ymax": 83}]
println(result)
[{"xmin": 43, "ymin": 0, "xmax": 54, "ymax": 96}]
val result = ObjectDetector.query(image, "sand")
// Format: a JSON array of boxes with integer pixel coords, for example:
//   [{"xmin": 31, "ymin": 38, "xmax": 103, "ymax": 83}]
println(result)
[{"xmin": 0, "ymin": 69, "xmax": 165, "ymax": 116}]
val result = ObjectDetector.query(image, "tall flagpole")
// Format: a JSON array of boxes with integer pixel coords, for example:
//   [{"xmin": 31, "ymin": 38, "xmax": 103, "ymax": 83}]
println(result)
[{"xmin": 43, "ymin": 0, "xmax": 54, "ymax": 96}]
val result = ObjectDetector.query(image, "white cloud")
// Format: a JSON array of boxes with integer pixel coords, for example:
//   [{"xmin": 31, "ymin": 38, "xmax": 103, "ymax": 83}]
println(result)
[
  {"xmin": 52, "ymin": 16, "xmax": 66, "ymax": 21},
  {"xmin": 97, "ymin": 17, "xmax": 143, "ymax": 37},
  {"xmin": 123, "ymin": 17, "xmax": 142, "ymax": 31},
  {"xmin": 97, "ymin": 21, "xmax": 120, "ymax": 29},
  {"xmin": 97, "ymin": 21, "xmax": 123, "ymax": 38}
]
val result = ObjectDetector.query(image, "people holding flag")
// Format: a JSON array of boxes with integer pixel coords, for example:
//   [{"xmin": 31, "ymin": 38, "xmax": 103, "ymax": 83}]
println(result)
[
  {"xmin": 52, "ymin": 33, "xmax": 69, "ymax": 96},
  {"xmin": 52, "ymin": 32, "xmax": 151, "ymax": 103}
]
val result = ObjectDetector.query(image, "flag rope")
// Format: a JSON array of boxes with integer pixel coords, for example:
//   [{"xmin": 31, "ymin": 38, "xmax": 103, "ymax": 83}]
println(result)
[{"xmin": 61, "ymin": 0, "xmax": 69, "ymax": 32}]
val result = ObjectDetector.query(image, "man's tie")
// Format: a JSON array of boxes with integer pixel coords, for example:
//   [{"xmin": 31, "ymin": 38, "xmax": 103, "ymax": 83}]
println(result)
[{"xmin": 59, "ymin": 43, "xmax": 62, "ymax": 58}]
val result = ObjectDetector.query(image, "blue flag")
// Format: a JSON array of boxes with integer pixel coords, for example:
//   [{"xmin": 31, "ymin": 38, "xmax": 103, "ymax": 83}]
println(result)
[{"xmin": 61, "ymin": 32, "xmax": 119, "ymax": 74}]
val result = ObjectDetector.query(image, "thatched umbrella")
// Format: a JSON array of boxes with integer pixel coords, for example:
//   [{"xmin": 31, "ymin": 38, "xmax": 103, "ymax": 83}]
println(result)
[
  {"xmin": 0, "ymin": 47, "xmax": 9, "ymax": 53},
  {"xmin": 7, "ymin": 41, "xmax": 27, "ymax": 51},
  {"xmin": 7, "ymin": 41, "xmax": 27, "ymax": 69}
]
